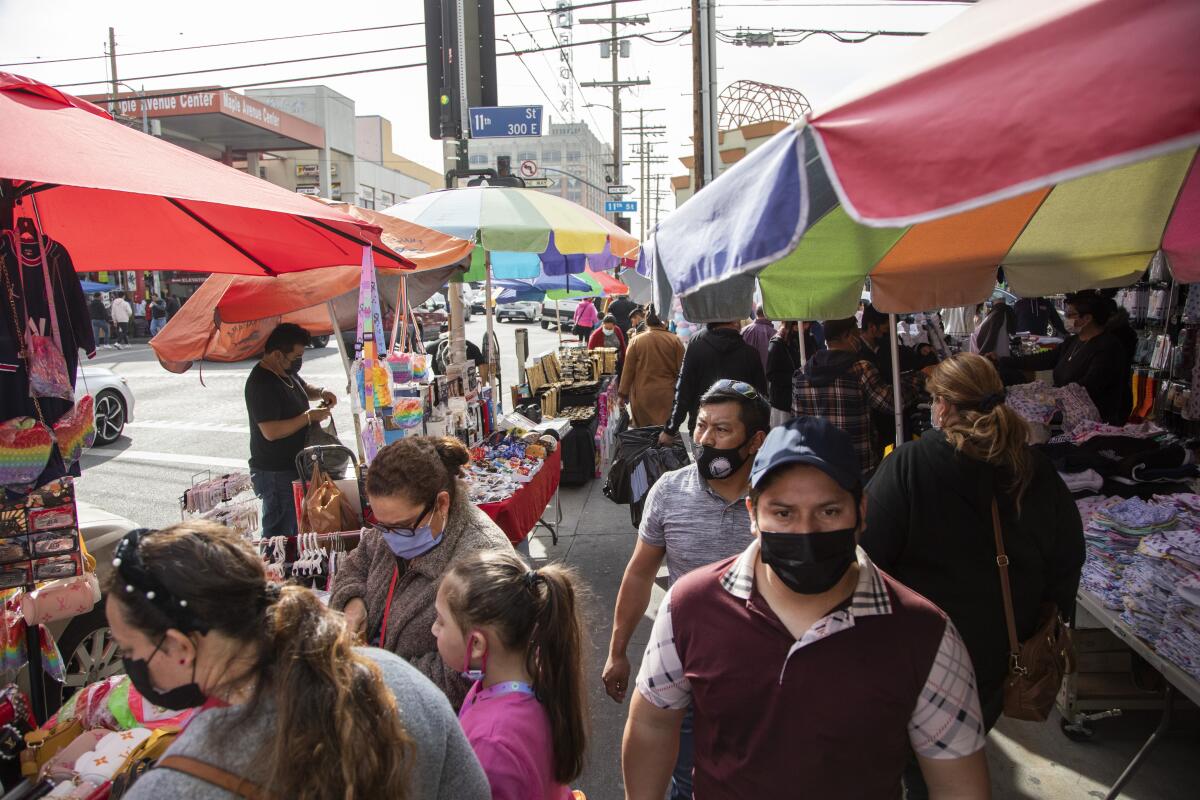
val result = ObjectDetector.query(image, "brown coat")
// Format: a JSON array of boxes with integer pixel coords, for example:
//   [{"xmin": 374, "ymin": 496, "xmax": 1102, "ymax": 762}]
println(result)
[
  {"xmin": 329, "ymin": 485, "xmax": 511, "ymax": 708},
  {"xmin": 619, "ymin": 326, "xmax": 684, "ymax": 428}
]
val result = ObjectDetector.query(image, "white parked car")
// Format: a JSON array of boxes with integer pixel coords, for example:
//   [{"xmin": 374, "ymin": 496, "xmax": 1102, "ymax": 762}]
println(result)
[
  {"xmin": 496, "ymin": 301, "xmax": 540, "ymax": 322},
  {"xmin": 75, "ymin": 365, "xmax": 134, "ymax": 445}
]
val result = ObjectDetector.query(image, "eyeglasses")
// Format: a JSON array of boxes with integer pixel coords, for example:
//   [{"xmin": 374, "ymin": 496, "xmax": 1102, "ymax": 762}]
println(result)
[
  {"xmin": 372, "ymin": 500, "xmax": 434, "ymax": 538},
  {"xmin": 712, "ymin": 379, "xmax": 760, "ymax": 399}
]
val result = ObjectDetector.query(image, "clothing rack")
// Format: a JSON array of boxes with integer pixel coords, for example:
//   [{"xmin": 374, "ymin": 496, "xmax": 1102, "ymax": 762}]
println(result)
[{"xmin": 180, "ymin": 471, "xmax": 254, "ymax": 516}]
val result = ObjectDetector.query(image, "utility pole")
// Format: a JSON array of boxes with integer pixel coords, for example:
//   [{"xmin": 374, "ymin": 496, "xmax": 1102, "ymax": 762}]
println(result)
[
  {"xmin": 691, "ymin": 0, "xmax": 719, "ymax": 191},
  {"xmin": 107, "ymin": 27, "xmax": 119, "ymax": 117},
  {"xmin": 623, "ymin": 108, "xmax": 666, "ymax": 240},
  {"xmin": 581, "ymin": 7, "xmax": 649, "ymax": 227}
]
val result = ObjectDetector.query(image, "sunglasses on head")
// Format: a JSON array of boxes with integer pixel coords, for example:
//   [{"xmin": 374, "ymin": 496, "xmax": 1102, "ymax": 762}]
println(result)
[{"xmin": 712, "ymin": 379, "xmax": 759, "ymax": 399}]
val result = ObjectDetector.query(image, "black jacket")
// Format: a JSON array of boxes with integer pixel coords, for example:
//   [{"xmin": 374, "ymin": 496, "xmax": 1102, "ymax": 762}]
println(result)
[
  {"xmin": 607, "ymin": 297, "xmax": 637, "ymax": 334},
  {"xmin": 863, "ymin": 431, "xmax": 1085, "ymax": 702},
  {"xmin": 1000, "ymin": 331, "xmax": 1131, "ymax": 424},
  {"xmin": 766, "ymin": 332, "xmax": 800, "ymax": 411},
  {"xmin": 667, "ymin": 326, "xmax": 767, "ymax": 433}
]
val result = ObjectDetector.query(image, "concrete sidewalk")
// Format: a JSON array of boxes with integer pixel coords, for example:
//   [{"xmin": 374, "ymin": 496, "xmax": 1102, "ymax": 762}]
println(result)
[{"xmin": 525, "ymin": 476, "xmax": 1199, "ymax": 800}]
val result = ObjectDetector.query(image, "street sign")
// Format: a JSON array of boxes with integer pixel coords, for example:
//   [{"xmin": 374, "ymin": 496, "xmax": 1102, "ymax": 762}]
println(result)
[
  {"xmin": 605, "ymin": 200, "xmax": 638, "ymax": 213},
  {"xmin": 468, "ymin": 105, "xmax": 544, "ymax": 139},
  {"xmin": 524, "ymin": 177, "xmax": 554, "ymax": 188},
  {"xmin": 606, "ymin": 184, "xmax": 635, "ymax": 196},
  {"xmin": 519, "ymin": 159, "xmax": 538, "ymax": 178}
]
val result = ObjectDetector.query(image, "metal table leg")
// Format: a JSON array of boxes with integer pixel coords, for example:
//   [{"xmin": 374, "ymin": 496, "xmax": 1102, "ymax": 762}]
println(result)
[
  {"xmin": 535, "ymin": 487, "xmax": 563, "ymax": 546},
  {"xmin": 1104, "ymin": 684, "xmax": 1174, "ymax": 800}
]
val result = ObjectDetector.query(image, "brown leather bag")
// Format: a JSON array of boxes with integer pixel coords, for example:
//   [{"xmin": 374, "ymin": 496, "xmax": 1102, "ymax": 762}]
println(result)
[
  {"xmin": 991, "ymin": 499, "xmax": 1076, "ymax": 721},
  {"xmin": 300, "ymin": 462, "xmax": 353, "ymax": 535}
]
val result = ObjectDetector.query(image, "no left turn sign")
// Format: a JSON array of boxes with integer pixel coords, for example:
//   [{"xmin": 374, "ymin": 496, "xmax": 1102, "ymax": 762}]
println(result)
[{"xmin": 520, "ymin": 160, "xmax": 537, "ymax": 178}]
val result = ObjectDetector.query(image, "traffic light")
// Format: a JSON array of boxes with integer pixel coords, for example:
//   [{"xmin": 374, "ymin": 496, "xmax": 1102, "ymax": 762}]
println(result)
[{"xmin": 425, "ymin": 0, "xmax": 498, "ymax": 141}]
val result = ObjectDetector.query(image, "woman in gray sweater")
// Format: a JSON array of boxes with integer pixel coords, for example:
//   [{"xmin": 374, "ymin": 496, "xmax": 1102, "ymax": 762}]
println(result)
[
  {"xmin": 330, "ymin": 435, "xmax": 512, "ymax": 708},
  {"xmin": 105, "ymin": 521, "xmax": 489, "ymax": 800}
]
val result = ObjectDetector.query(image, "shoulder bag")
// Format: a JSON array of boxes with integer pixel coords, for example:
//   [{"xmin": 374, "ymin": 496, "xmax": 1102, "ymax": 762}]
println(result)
[{"xmin": 991, "ymin": 498, "xmax": 1076, "ymax": 721}]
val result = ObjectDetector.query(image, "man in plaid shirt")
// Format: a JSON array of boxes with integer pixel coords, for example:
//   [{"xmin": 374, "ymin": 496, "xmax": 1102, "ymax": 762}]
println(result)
[
  {"xmin": 622, "ymin": 417, "xmax": 989, "ymax": 799},
  {"xmin": 792, "ymin": 317, "xmax": 924, "ymax": 476}
]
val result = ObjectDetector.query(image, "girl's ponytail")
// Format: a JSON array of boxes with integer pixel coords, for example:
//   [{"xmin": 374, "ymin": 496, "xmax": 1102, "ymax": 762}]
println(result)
[
  {"xmin": 444, "ymin": 552, "xmax": 590, "ymax": 785},
  {"xmin": 528, "ymin": 565, "xmax": 588, "ymax": 784}
]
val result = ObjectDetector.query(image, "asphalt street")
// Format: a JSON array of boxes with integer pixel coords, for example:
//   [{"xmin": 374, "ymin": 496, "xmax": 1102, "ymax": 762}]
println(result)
[{"xmin": 73, "ymin": 316, "xmax": 1197, "ymax": 800}]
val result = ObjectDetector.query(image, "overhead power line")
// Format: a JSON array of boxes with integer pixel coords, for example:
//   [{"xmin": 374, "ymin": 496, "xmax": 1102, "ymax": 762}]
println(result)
[
  {"xmin": 0, "ymin": 0, "xmax": 668, "ymax": 68},
  {"xmin": 54, "ymin": 44, "xmax": 428, "ymax": 89}
]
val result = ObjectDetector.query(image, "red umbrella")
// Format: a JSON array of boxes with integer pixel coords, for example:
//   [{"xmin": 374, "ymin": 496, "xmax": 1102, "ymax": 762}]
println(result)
[
  {"xmin": 585, "ymin": 266, "xmax": 629, "ymax": 296},
  {"xmin": 0, "ymin": 73, "xmax": 411, "ymax": 275}
]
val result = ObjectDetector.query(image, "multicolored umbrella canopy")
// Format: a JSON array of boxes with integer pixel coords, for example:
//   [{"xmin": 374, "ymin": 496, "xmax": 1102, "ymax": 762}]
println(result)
[
  {"xmin": 646, "ymin": 0, "xmax": 1200, "ymax": 320},
  {"xmin": 383, "ymin": 186, "xmax": 639, "ymax": 264}
]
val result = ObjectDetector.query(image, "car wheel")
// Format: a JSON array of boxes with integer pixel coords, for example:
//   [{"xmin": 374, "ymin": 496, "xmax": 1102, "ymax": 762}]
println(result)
[
  {"xmin": 49, "ymin": 604, "xmax": 123, "ymax": 715},
  {"xmin": 92, "ymin": 390, "xmax": 127, "ymax": 446},
  {"xmin": 309, "ymin": 335, "xmax": 330, "ymax": 349}
]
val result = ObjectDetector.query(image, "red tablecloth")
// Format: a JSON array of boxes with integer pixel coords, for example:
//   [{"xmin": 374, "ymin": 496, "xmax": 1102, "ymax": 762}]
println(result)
[{"xmin": 478, "ymin": 447, "xmax": 562, "ymax": 545}]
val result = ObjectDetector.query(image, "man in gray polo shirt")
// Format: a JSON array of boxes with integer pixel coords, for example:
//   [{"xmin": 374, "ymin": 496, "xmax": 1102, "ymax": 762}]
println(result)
[{"xmin": 602, "ymin": 379, "xmax": 770, "ymax": 800}]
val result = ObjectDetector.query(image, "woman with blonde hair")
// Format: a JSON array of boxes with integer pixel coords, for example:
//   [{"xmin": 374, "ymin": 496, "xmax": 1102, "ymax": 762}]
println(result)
[
  {"xmin": 106, "ymin": 521, "xmax": 489, "ymax": 800},
  {"xmin": 862, "ymin": 353, "xmax": 1084, "ymax": 740}
]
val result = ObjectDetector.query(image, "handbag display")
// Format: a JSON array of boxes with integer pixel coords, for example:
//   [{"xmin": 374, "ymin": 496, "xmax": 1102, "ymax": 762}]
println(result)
[{"xmin": 991, "ymin": 499, "xmax": 1076, "ymax": 721}]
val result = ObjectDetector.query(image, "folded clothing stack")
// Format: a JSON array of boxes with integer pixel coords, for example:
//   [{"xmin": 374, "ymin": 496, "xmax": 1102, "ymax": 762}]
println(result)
[
  {"xmin": 1157, "ymin": 573, "xmax": 1200, "ymax": 681},
  {"xmin": 1120, "ymin": 529, "xmax": 1200, "ymax": 643},
  {"xmin": 1081, "ymin": 497, "xmax": 1179, "ymax": 609}
]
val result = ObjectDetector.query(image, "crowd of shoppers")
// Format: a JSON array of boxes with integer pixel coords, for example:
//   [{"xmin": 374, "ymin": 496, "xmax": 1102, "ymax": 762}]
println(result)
[{"xmin": 193, "ymin": 298, "xmax": 1093, "ymax": 797}]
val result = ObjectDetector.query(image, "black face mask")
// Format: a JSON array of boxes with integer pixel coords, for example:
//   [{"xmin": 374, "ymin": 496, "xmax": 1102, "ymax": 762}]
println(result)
[
  {"xmin": 758, "ymin": 523, "xmax": 858, "ymax": 595},
  {"xmin": 287, "ymin": 355, "xmax": 303, "ymax": 375},
  {"xmin": 695, "ymin": 438, "xmax": 750, "ymax": 481},
  {"xmin": 123, "ymin": 636, "xmax": 206, "ymax": 711}
]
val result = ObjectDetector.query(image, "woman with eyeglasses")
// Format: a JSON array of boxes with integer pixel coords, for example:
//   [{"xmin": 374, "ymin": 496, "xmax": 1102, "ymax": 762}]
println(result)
[{"xmin": 330, "ymin": 436, "xmax": 512, "ymax": 708}]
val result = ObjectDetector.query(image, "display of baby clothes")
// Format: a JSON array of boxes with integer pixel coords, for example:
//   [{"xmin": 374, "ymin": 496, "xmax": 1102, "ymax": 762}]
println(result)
[
  {"xmin": 1156, "ymin": 572, "xmax": 1200, "ymax": 681},
  {"xmin": 0, "ymin": 229, "xmax": 94, "ymax": 494},
  {"xmin": 1082, "ymin": 497, "xmax": 1179, "ymax": 609},
  {"xmin": 1005, "ymin": 381, "xmax": 1101, "ymax": 435},
  {"xmin": 1120, "ymin": 530, "xmax": 1200, "ymax": 643},
  {"xmin": 1060, "ymin": 470, "xmax": 1104, "ymax": 493}
]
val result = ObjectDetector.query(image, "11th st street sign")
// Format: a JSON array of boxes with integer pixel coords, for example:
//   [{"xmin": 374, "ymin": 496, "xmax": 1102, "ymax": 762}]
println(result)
[
  {"xmin": 468, "ymin": 105, "xmax": 543, "ymax": 138},
  {"xmin": 605, "ymin": 200, "xmax": 637, "ymax": 213}
]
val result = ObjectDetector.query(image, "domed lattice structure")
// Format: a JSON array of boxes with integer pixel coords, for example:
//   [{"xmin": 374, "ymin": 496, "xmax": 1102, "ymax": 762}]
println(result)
[{"xmin": 717, "ymin": 80, "xmax": 811, "ymax": 131}]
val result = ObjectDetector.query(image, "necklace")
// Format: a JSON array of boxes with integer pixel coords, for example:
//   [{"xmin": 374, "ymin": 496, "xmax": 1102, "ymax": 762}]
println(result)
[{"xmin": 264, "ymin": 363, "xmax": 294, "ymax": 389}]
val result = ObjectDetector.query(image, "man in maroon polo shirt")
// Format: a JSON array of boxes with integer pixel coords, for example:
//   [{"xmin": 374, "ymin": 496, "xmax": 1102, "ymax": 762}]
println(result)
[{"xmin": 622, "ymin": 416, "xmax": 990, "ymax": 799}]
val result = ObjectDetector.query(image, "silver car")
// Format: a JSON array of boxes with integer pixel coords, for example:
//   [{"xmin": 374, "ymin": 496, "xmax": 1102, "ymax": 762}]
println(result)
[{"xmin": 75, "ymin": 365, "xmax": 135, "ymax": 446}]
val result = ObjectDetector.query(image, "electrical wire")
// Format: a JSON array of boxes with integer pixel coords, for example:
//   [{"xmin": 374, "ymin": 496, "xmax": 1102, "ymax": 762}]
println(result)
[
  {"xmin": 531, "ymin": 0, "xmax": 610, "ymax": 137},
  {"xmin": 0, "ymin": 0, "xmax": 667, "ymax": 68},
  {"xmin": 54, "ymin": 44, "xmax": 428, "ymax": 89}
]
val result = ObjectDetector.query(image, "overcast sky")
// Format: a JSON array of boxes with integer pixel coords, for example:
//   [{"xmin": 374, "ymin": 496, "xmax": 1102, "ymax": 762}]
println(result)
[{"xmin": 0, "ymin": 0, "xmax": 968, "ymax": 224}]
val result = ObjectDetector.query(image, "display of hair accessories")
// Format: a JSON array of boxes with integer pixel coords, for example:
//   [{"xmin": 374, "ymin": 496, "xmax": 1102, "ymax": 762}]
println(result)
[
  {"xmin": 198, "ymin": 498, "xmax": 259, "ymax": 538},
  {"xmin": 181, "ymin": 473, "xmax": 253, "ymax": 515}
]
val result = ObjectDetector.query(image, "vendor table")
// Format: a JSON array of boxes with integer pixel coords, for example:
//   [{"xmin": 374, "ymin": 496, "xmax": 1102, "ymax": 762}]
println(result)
[
  {"xmin": 1074, "ymin": 590, "xmax": 1200, "ymax": 799},
  {"xmin": 479, "ymin": 447, "xmax": 562, "ymax": 546}
]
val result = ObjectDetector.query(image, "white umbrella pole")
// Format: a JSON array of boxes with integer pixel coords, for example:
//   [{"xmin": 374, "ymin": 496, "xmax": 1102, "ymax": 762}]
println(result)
[
  {"xmin": 555, "ymin": 298, "xmax": 563, "ymax": 347},
  {"xmin": 889, "ymin": 313, "xmax": 903, "ymax": 446},
  {"xmin": 798, "ymin": 321, "xmax": 808, "ymax": 369},
  {"xmin": 328, "ymin": 299, "xmax": 365, "ymax": 464},
  {"xmin": 485, "ymin": 252, "xmax": 499, "ymax": 412}
]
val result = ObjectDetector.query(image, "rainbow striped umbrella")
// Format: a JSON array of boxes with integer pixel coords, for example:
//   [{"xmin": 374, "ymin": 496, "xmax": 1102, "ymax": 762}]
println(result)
[{"xmin": 383, "ymin": 185, "xmax": 638, "ymax": 265}]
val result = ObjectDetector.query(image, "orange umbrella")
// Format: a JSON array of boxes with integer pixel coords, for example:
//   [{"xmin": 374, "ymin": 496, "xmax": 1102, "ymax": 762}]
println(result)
[{"xmin": 585, "ymin": 266, "xmax": 630, "ymax": 297}]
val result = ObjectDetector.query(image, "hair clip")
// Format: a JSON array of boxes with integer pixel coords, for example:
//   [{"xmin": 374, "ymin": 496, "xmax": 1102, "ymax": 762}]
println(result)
[{"xmin": 523, "ymin": 570, "xmax": 541, "ymax": 589}]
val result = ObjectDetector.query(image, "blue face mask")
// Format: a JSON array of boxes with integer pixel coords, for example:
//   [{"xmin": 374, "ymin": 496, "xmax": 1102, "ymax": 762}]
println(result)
[{"xmin": 375, "ymin": 501, "xmax": 444, "ymax": 560}]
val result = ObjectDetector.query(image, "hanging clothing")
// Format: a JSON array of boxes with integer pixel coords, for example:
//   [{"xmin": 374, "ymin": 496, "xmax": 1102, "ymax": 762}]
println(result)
[{"xmin": 0, "ymin": 232, "xmax": 94, "ymax": 492}]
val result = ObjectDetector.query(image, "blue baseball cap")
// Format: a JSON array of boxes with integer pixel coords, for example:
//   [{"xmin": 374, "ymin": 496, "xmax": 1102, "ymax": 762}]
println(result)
[{"xmin": 750, "ymin": 416, "xmax": 861, "ymax": 492}]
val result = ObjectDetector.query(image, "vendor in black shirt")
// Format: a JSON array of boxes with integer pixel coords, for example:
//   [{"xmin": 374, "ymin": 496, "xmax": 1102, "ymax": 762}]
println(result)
[
  {"xmin": 245, "ymin": 323, "xmax": 336, "ymax": 536},
  {"xmin": 998, "ymin": 291, "xmax": 1131, "ymax": 425}
]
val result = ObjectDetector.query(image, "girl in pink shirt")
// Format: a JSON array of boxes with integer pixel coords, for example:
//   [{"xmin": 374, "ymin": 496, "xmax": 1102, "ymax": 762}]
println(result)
[{"xmin": 434, "ymin": 550, "xmax": 587, "ymax": 800}]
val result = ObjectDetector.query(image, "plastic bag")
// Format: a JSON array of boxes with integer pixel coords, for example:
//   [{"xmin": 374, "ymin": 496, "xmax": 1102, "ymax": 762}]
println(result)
[
  {"xmin": 25, "ymin": 318, "xmax": 73, "ymax": 400},
  {"xmin": 300, "ymin": 463, "xmax": 354, "ymax": 535}
]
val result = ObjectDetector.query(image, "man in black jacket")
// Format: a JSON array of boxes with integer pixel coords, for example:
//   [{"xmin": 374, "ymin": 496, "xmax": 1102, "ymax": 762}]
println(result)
[
  {"xmin": 608, "ymin": 295, "xmax": 638, "ymax": 335},
  {"xmin": 659, "ymin": 321, "xmax": 767, "ymax": 445}
]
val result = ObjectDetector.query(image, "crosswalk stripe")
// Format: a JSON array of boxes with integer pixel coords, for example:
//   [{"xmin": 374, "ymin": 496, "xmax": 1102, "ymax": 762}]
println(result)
[
  {"xmin": 81, "ymin": 449, "xmax": 246, "ymax": 470},
  {"xmin": 126, "ymin": 421, "xmax": 251, "ymax": 434}
]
